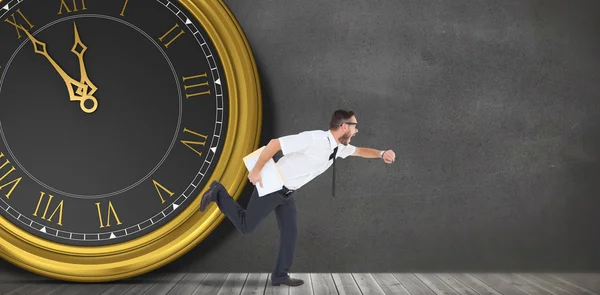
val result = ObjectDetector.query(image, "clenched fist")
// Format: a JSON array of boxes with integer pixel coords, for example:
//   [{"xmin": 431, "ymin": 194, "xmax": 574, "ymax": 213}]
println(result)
[
  {"xmin": 382, "ymin": 150, "xmax": 396, "ymax": 164},
  {"xmin": 248, "ymin": 168, "xmax": 263, "ymax": 187}
]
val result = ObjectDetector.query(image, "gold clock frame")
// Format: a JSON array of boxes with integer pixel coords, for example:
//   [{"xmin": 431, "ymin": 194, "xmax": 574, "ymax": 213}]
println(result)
[{"xmin": 0, "ymin": 0, "xmax": 261, "ymax": 282}]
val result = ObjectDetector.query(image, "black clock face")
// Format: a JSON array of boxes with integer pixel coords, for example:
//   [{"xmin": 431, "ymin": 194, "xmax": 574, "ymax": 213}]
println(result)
[{"xmin": 0, "ymin": 0, "xmax": 228, "ymax": 246}]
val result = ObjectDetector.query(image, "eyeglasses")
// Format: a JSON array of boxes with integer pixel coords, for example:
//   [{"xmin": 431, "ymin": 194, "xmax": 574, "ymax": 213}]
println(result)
[{"xmin": 342, "ymin": 122, "xmax": 358, "ymax": 129}]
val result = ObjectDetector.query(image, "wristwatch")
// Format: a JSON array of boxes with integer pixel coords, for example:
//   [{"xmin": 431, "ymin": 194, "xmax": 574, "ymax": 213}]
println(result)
[{"xmin": 380, "ymin": 150, "xmax": 385, "ymax": 158}]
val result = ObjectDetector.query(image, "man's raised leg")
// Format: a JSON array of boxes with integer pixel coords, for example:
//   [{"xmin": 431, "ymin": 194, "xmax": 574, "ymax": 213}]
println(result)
[{"xmin": 210, "ymin": 183, "xmax": 284, "ymax": 234}]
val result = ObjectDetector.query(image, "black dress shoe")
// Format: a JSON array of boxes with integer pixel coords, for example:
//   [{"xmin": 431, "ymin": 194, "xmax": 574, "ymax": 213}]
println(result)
[
  {"xmin": 271, "ymin": 277, "xmax": 304, "ymax": 287},
  {"xmin": 199, "ymin": 181, "xmax": 219, "ymax": 212}
]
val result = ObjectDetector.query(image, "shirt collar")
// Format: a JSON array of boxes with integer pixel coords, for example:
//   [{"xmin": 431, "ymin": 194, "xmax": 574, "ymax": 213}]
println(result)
[{"xmin": 326, "ymin": 130, "xmax": 338, "ymax": 150}]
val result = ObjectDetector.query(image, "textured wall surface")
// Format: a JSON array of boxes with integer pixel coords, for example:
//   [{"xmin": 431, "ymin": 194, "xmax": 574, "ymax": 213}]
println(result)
[{"xmin": 2, "ymin": 0, "xmax": 600, "ymax": 276}]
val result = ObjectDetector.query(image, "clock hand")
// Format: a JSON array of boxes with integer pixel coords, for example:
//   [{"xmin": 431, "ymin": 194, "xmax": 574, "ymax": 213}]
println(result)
[
  {"xmin": 71, "ymin": 22, "xmax": 97, "ymax": 98},
  {"xmin": 70, "ymin": 22, "xmax": 98, "ymax": 113},
  {"xmin": 17, "ymin": 25, "xmax": 88, "ymax": 94},
  {"xmin": 17, "ymin": 25, "xmax": 97, "ymax": 113}
]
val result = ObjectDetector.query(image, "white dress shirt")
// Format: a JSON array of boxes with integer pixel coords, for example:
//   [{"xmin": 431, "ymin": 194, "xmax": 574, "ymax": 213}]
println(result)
[{"xmin": 276, "ymin": 130, "xmax": 356, "ymax": 190}]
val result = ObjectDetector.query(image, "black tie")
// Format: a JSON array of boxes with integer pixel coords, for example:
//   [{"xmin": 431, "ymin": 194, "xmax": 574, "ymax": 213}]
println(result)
[{"xmin": 329, "ymin": 146, "xmax": 338, "ymax": 197}]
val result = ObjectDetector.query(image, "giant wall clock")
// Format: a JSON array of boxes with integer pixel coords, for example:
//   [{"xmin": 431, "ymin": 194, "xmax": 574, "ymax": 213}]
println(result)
[{"xmin": 0, "ymin": 0, "xmax": 261, "ymax": 282}]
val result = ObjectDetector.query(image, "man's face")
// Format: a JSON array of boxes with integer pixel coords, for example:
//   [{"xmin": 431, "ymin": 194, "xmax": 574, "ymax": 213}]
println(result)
[{"xmin": 340, "ymin": 116, "xmax": 358, "ymax": 145}]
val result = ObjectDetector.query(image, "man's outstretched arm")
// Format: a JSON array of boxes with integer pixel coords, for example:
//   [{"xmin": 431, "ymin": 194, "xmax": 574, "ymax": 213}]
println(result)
[{"xmin": 352, "ymin": 147, "xmax": 396, "ymax": 164}]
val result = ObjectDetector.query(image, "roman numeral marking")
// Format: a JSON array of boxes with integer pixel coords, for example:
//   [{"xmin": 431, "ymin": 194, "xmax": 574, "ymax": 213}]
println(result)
[
  {"xmin": 181, "ymin": 128, "xmax": 208, "ymax": 157},
  {"xmin": 158, "ymin": 23, "xmax": 184, "ymax": 48},
  {"xmin": 95, "ymin": 201, "xmax": 122, "ymax": 228},
  {"xmin": 33, "ymin": 192, "xmax": 64, "ymax": 226},
  {"xmin": 120, "ymin": 0, "xmax": 129, "ymax": 16},
  {"xmin": 3, "ymin": 9, "xmax": 34, "ymax": 39},
  {"xmin": 0, "ymin": 153, "xmax": 22, "ymax": 199},
  {"xmin": 153, "ymin": 180, "xmax": 174, "ymax": 204},
  {"xmin": 58, "ymin": 0, "xmax": 87, "ymax": 15},
  {"xmin": 183, "ymin": 73, "xmax": 211, "ymax": 99}
]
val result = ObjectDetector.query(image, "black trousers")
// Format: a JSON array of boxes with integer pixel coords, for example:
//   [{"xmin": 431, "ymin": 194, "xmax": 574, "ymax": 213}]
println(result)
[{"xmin": 214, "ymin": 184, "xmax": 297, "ymax": 281}]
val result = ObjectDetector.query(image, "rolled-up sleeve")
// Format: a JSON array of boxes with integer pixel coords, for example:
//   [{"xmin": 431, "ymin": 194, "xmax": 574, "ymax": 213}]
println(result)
[
  {"xmin": 278, "ymin": 132, "xmax": 314, "ymax": 155},
  {"xmin": 336, "ymin": 144, "xmax": 356, "ymax": 159}
]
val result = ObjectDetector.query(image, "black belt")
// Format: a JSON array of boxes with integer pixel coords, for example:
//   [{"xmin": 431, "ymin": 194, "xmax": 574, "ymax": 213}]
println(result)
[{"xmin": 280, "ymin": 186, "xmax": 295, "ymax": 195}]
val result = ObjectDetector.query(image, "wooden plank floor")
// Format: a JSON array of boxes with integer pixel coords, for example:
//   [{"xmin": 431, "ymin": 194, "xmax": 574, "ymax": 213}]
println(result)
[{"xmin": 0, "ymin": 273, "xmax": 598, "ymax": 295}]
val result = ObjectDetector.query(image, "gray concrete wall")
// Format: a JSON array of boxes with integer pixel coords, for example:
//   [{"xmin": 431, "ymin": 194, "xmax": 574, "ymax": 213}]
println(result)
[
  {"xmin": 2, "ymin": 0, "xmax": 600, "ymax": 276},
  {"xmin": 170, "ymin": 0, "xmax": 600, "ymax": 272}
]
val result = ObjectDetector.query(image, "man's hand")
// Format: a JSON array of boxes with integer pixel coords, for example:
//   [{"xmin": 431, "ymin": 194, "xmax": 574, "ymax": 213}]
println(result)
[
  {"xmin": 248, "ymin": 168, "xmax": 263, "ymax": 188},
  {"xmin": 382, "ymin": 150, "xmax": 396, "ymax": 164}
]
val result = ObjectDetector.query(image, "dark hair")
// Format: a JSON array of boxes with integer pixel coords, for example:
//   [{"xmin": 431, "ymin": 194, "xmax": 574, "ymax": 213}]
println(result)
[{"xmin": 329, "ymin": 109, "xmax": 355, "ymax": 130}]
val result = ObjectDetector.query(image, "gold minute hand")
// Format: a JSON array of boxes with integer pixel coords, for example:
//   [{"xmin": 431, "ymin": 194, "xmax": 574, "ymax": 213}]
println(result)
[
  {"xmin": 17, "ymin": 25, "xmax": 97, "ymax": 113},
  {"xmin": 72, "ymin": 22, "xmax": 97, "ymax": 98},
  {"xmin": 70, "ymin": 22, "xmax": 98, "ymax": 113}
]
